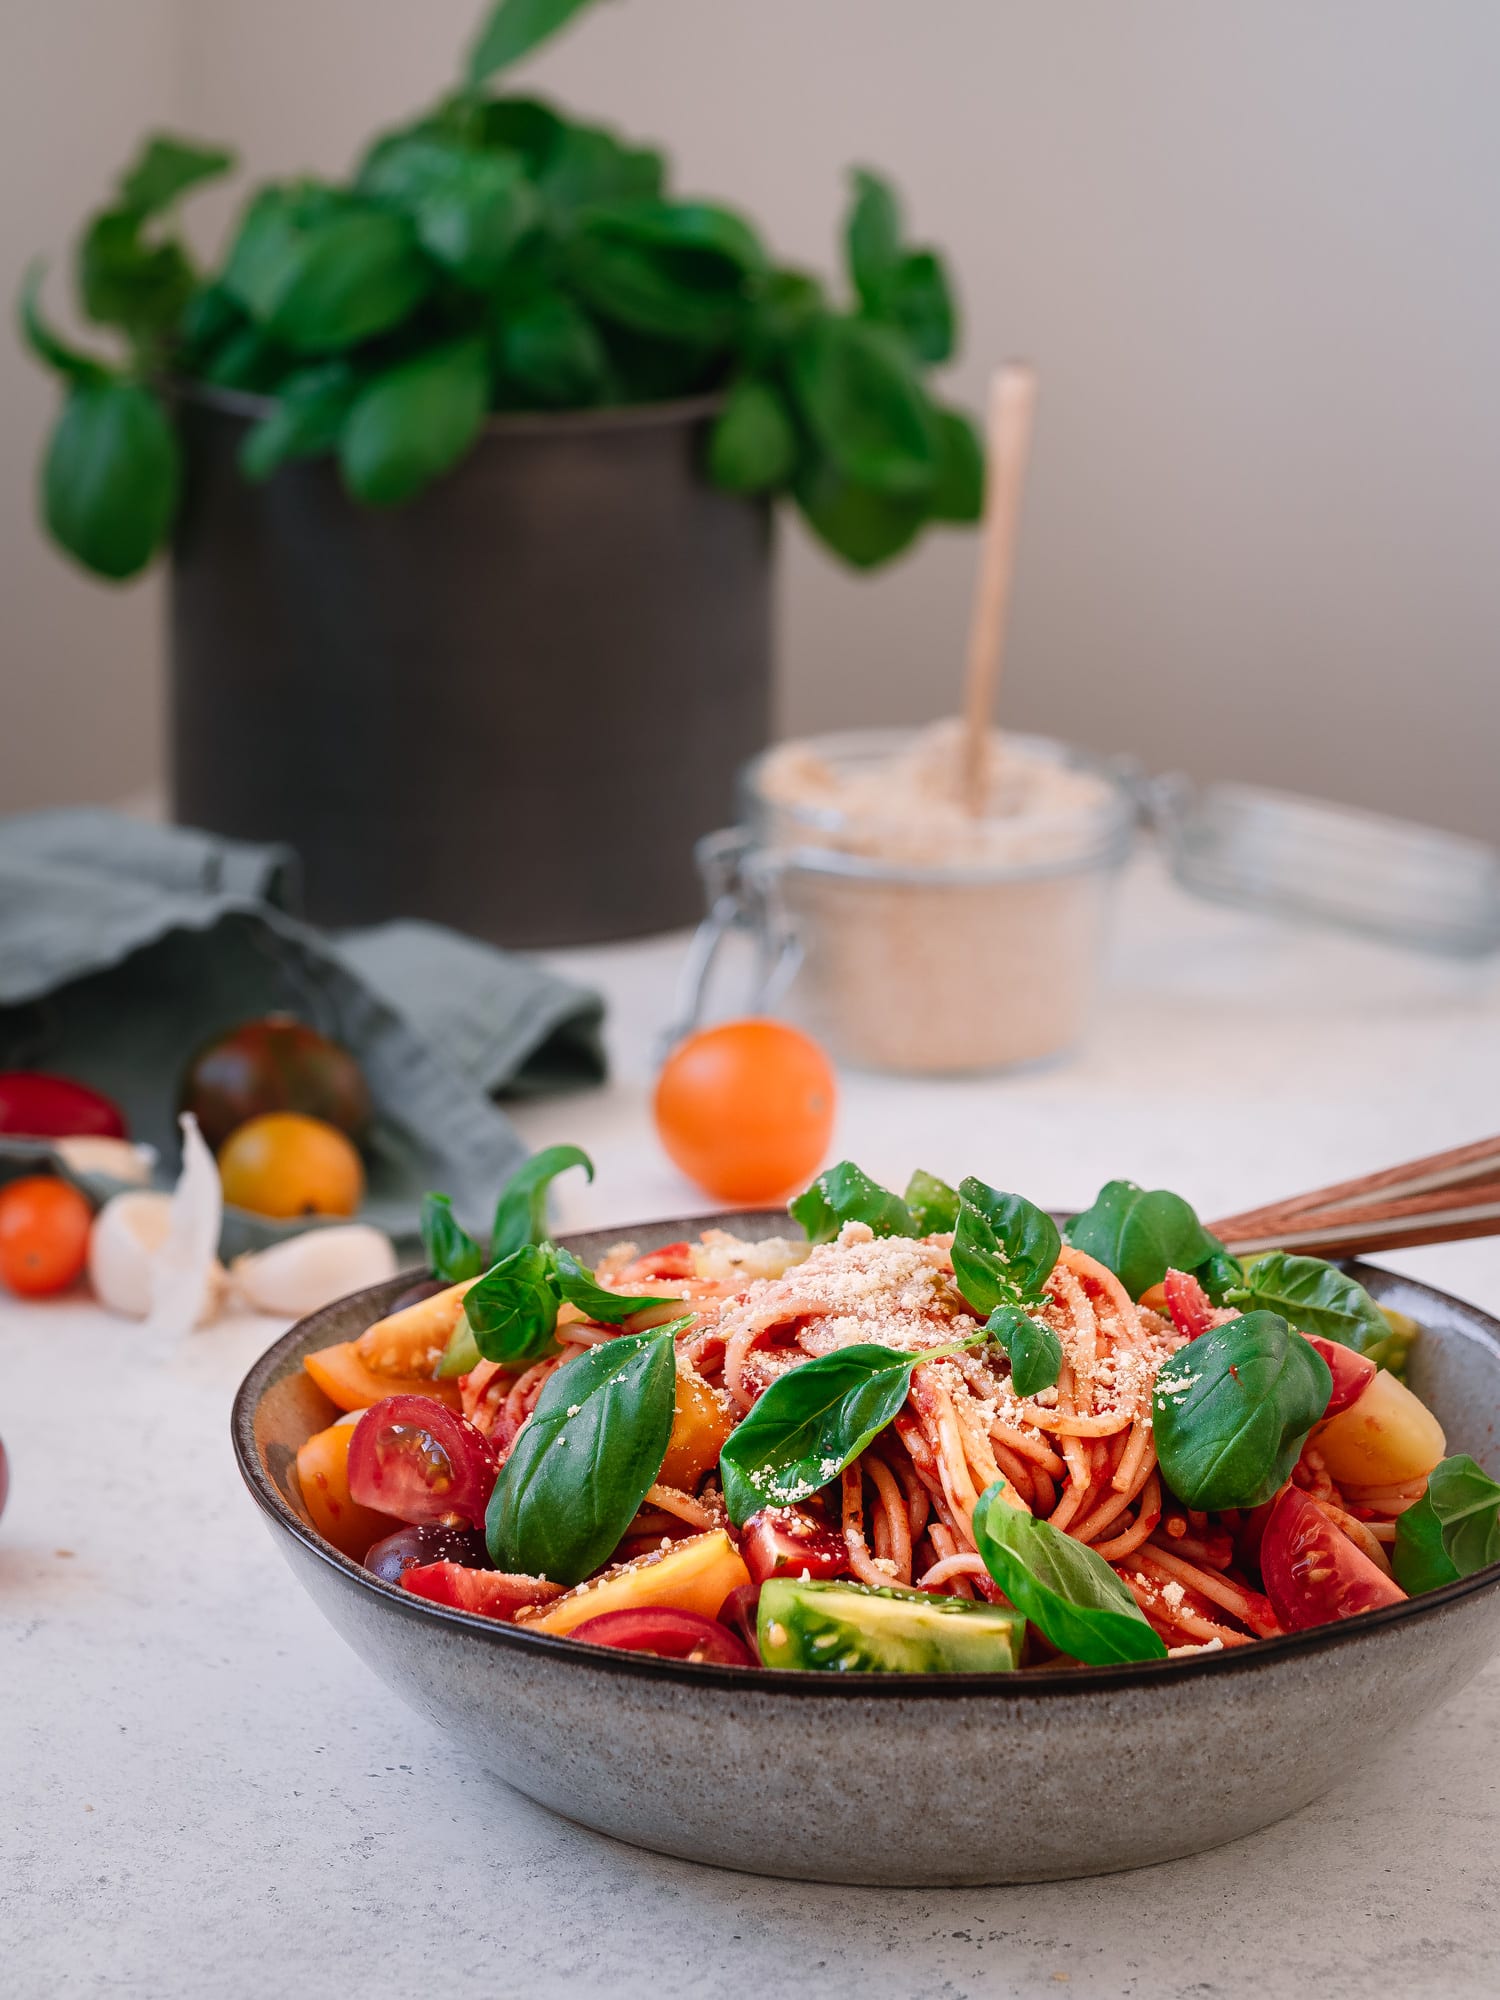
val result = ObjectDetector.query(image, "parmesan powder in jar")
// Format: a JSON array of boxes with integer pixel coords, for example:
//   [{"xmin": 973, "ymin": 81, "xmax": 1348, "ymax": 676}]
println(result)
[{"xmin": 742, "ymin": 723, "xmax": 1134, "ymax": 1074}]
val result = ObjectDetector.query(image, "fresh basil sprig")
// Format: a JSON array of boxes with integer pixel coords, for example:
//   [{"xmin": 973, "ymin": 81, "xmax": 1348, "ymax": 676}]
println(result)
[
  {"xmin": 485, "ymin": 1319, "xmax": 691, "ymax": 1583},
  {"xmin": 1065, "ymin": 1180, "xmax": 1239, "ymax": 1304},
  {"xmin": 420, "ymin": 1191, "xmax": 488, "ymax": 1285},
  {"xmin": 903, "ymin": 1169, "xmax": 960, "ymax": 1236},
  {"xmin": 1152, "ymin": 1311, "xmax": 1332, "ymax": 1510},
  {"xmin": 984, "ymin": 1305, "xmax": 1062, "ymax": 1398},
  {"xmin": 1393, "ymin": 1455, "xmax": 1500, "ymax": 1595},
  {"xmin": 790, "ymin": 1161, "xmax": 916, "ymax": 1244},
  {"xmin": 463, "ymin": 1243, "xmax": 564, "ymax": 1367},
  {"xmin": 971, "ymin": 1484, "xmax": 1167, "ymax": 1664},
  {"xmin": 1230, "ymin": 1252, "xmax": 1409, "ymax": 1376},
  {"xmin": 719, "ymin": 1338, "xmax": 975, "ymax": 1526},
  {"xmin": 950, "ymin": 1178, "xmax": 1060, "ymax": 1318},
  {"xmin": 490, "ymin": 1143, "xmax": 594, "ymax": 1261}
]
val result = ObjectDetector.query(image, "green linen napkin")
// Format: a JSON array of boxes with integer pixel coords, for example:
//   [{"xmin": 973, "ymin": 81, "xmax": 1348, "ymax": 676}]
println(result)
[{"xmin": 0, "ymin": 810, "xmax": 605, "ymax": 1255}]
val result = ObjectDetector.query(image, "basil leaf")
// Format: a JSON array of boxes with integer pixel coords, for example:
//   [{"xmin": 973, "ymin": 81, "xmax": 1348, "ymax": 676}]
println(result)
[
  {"xmin": 468, "ymin": 0, "xmax": 605, "ymax": 87},
  {"xmin": 951, "ymin": 1178, "xmax": 1060, "ymax": 1317},
  {"xmin": 1231, "ymin": 1252, "xmax": 1394, "ymax": 1363},
  {"xmin": 845, "ymin": 169, "xmax": 902, "ymax": 316},
  {"xmin": 929, "ymin": 406, "xmax": 983, "ymax": 522},
  {"xmin": 985, "ymin": 1305, "xmax": 1062, "ymax": 1398},
  {"xmin": 117, "ymin": 134, "xmax": 235, "ymax": 215},
  {"xmin": 239, "ymin": 361, "xmax": 358, "ymax": 482},
  {"xmin": 223, "ymin": 188, "xmax": 431, "ymax": 353},
  {"xmin": 718, "ymin": 1340, "xmax": 935, "ymax": 1527},
  {"xmin": 78, "ymin": 207, "xmax": 195, "ymax": 342},
  {"xmin": 1393, "ymin": 1455, "xmax": 1500, "ymax": 1595},
  {"xmin": 419, "ymin": 1192, "xmax": 486, "ymax": 1286},
  {"xmin": 18, "ymin": 263, "xmax": 110, "ymax": 384},
  {"xmin": 1195, "ymin": 1249, "xmax": 1245, "ymax": 1308},
  {"xmin": 495, "ymin": 290, "xmax": 607, "ymax": 407},
  {"xmin": 886, "ymin": 249, "xmax": 955, "ymax": 366},
  {"xmin": 1153, "ymin": 1311, "xmax": 1332, "ymax": 1510},
  {"xmin": 568, "ymin": 202, "xmax": 756, "ymax": 345},
  {"xmin": 550, "ymin": 1245, "xmax": 674, "ymax": 1325},
  {"xmin": 972, "ymin": 1483, "xmax": 1167, "ymax": 1664},
  {"xmin": 789, "ymin": 1161, "xmax": 916, "ymax": 1245},
  {"xmin": 1065, "ymin": 1181, "xmax": 1225, "ymax": 1302},
  {"xmin": 490, "ymin": 1143, "xmax": 595, "ymax": 1260},
  {"xmin": 43, "ymin": 379, "xmax": 179, "ymax": 580},
  {"xmin": 361, "ymin": 136, "xmax": 537, "ymax": 289},
  {"xmin": 708, "ymin": 375, "xmax": 798, "ymax": 494},
  {"xmin": 792, "ymin": 454, "xmax": 926, "ymax": 569},
  {"xmin": 789, "ymin": 313, "xmax": 940, "ymax": 499},
  {"xmin": 485, "ymin": 1322, "xmax": 683, "ymax": 1584},
  {"xmin": 903, "ymin": 1169, "xmax": 960, "ymax": 1237},
  {"xmin": 463, "ymin": 1243, "xmax": 561, "ymax": 1366},
  {"xmin": 340, "ymin": 337, "xmax": 490, "ymax": 507}
]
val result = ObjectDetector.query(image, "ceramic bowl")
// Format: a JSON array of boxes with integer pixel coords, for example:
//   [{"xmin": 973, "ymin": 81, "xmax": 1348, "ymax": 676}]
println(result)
[{"xmin": 232, "ymin": 1211, "xmax": 1500, "ymax": 1886}]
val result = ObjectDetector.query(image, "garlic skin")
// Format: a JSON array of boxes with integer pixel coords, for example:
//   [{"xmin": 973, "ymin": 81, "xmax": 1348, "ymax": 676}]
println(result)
[
  {"xmin": 89, "ymin": 1191, "xmax": 173, "ymax": 1318},
  {"xmin": 231, "ymin": 1226, "xmax": 398, "ymax": 1319},
  {"xmin": 88, "ymin": 1117, "xmax": 225, "ymax": 1331},
  {"xmin": 54, "ymin": 1137, "xmax": 157, "ymax": 1185}
]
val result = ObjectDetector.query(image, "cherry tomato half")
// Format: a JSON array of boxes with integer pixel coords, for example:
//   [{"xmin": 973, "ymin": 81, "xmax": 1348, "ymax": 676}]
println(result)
[
  {"xmin": 0, "ymin": 1071, "xmax": 127, "ymax": 1141},
  {"xmin": 347, "ymin": 1395, "xmax": 497, "ymax": 1527},
  {"xmin": 1259, "ymin": 1484, "xmax": 1406, "ymax": 1632},
  {"xmin": 653, "ymin": 1019, "xmax": 836, "ymax": 1204},
  {"xmin": 740, "ymin": 1506, "xmax": 849, "ymax": 1585},
  {"xmin": 0, "ymin": 1176, "xmax": 92, "ymax": 1297},
  {"xmin": 1302, "ymin": 1334, "xmax": 1376, "ymax": 1418},
  {"xmin": 400, "ymin": 1561, "xmax": 562, "ymax": 1621},
  {"xmin": 568, "ymin": 1607, "xmax": 755, "ymax": 1666},
  {"xmin": 1163, "ymin": 1268, "xmax": 1216, "ymax": 1339}
]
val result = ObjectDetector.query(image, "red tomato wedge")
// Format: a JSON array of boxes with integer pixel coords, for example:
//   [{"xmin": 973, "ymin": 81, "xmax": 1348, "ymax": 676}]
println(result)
[
  {"xmin": 346, "ymin": 1396, "xmax": 497, "ymax": 1527},
  {"xmin": 740, "ymin": 1507, "xmax": 849, "ymax": 1584},
  {"xmin": 401, "ymin": 1561, "xmax": 563, "ymax": 1621},
  {"xmin": 567, "ymin": 1607, "xmax": 755, "ymax": 1666},
  {"xmin": 1259, "ymin": 1485, "xmax": 1405, "ymax": 1632},
  {"xmin": 1162, "ymin": 1268, "xmax": 1216, "ymax": 1339},
  {"xmin": 1301, "ymin": 1334, "xmax": 1376, "ymax": 1417}
]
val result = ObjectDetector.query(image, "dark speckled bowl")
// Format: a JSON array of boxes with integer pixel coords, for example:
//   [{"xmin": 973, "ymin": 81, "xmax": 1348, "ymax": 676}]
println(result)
[{"xmin": 232, "ymin": 1211, "xmax": 1500, "ymax": 1885}]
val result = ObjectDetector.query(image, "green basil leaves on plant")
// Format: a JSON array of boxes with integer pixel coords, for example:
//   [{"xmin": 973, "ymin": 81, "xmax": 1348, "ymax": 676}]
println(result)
[
  {"xmin": 844, "ymin": 168, "xmax": 955, "ymax": 365},
  {"xmin": 463, "ymin": 1242, "xmax": 563, "ymax": 1366},
  {"xmin": 930, "ymin": 407, "xmax": 984, "ymax": 522},
  {"xmin": 1152, "ymin": 1311, "xmax": 1332, "ymax": 1510},
  {"xmin": 950, "ymin": 1178, "xmax": 1061, "ymax": 1318},
  {"xmin": 790, "ymin": 314, "xmax": 940, "ymax": 499},
  {"xmin": 420, "ymin": 1192, "xmax": 487, "ymax": 1286},
  {"xmin": 340, "ymin": 337, "xmax": 491, "ymax": 506},
  {"xmin": 719, "ymin": 1340, "xmax": 944, "ymax": 1526},
  {"xmin": 19, "ymin": 265, "xmax": 109, "ymax": 384},
  {"xmin": 44, "ymin": 378, "xmax": 180, "ymax": 580},
  {"xmin": 495, "ymin": 289, "xmax": 607, "ymax": 406},
  {"xmin": 985, "ymin": 1305, "xmax": 1063, "ymax": 1398},
  {"xmin": 119, "ymin": 135, "xmax": 235, "ymax": 215},
  {"xmin": 78, "ymin": 208, "xmax": 195, "ymax": 343},
  {"xmin": 239, "ymin": 361, "xmax": 358, "ymax": 481},
  {"xmin": 709, "ymin": 375, "xmax": 798, "ymax": 493},
  {"xmin": 467, "ymin": 0, "xmax": 606, "ymax": 88},
  {"xmin": 486, "ymin": 1320, "xmax": 686, "ymax": 1583},
  {"xmin": 361, "ymin": 136, "xmax": 537, "ymax": 288},
  {"xmin": 972, "ymin": 1484, "xmax": 1167, "ymax": 1665},
  {"xmin": 1393, "ymin": 1455, "xmax": 1500, "ymax": 1596},
  {"xmin": 223, "ymin": 188, "xmax": 432, "ymax": 354},
  {"xmin": 1230, "ymin": 1253, "xmax": 1393, "ymax": 1362},
  {"xmin": 1065, "ymin": 1180, "xmax": 1234, "ymax": 1303},
  {"xmin": 903, "ymin": 1169, "xmax": 960, "ymax": 1237},
  {"xmin": 790, "ymin": 1161, "xmax": 915, "ymax": 1245},
  {"xmin": 490, "ymin": 1143, "xmax": 595, "ymax": 1260},
  {"xmin": 792, "ymin": 456, "xmax": 926, "ymax": 568}
]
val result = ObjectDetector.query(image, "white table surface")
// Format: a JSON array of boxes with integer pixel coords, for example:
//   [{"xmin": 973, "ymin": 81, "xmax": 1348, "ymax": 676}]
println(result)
[{"xmin": 5, "ymin": 856, "xmax": 1500, "ymax": 1999}]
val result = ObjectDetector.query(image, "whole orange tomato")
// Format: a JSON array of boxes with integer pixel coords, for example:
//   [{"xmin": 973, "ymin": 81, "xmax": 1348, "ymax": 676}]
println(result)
[
  {"xmin": 0, "ymin": 1176, "xmax": 93, "ymax": 1296},
  {"xmin": 218, "ymin": 1113, "xmax": 365, "ymax": 1219},
  {"xmin": 653, "ymin": 1019, "xmax": 836, "ymax": 1203}
]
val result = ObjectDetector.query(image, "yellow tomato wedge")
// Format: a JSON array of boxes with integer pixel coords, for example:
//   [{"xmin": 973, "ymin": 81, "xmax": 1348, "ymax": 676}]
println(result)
[
  {"xmin": 1314, "ymin": 1368, "xmax": 1446, "ymax": 1486},
  {"xmin": 658, "ymin": 1364, "xmax": 737, "ymax": 1491},
  {"xmin": 295, "ymin": 1419, "xmax": 400, "ymax": 1559},
  {"xmin": 523, "ymin": 1529, "xmax": 750, "ymax": 1637},
  {"xmin": 303, "ymin": 1340, "xmax": 462, "ymax": 1412},
  {"xmin": 355, "ymin": 1277, "xmax": 479, "ymax": 1376}
]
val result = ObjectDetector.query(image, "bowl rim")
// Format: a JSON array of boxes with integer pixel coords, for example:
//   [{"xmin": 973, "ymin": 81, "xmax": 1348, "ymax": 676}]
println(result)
[{"xmin": 231, "ymin": 1213, "xmax": 1500, "ymax": 1699}]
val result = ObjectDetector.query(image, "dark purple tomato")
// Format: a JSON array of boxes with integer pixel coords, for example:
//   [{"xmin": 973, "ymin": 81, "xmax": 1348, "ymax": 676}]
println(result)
[
  {"xmin": 364, "ymin": 1523, "xmax": 491, "ymax": 1586},
  {"xmin": 179, "ymin": 1015, "xmax": 370, "ymax": 1151}
]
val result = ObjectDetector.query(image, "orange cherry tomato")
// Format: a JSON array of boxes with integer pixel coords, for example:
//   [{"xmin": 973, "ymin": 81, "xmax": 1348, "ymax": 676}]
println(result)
[
  {"xmin": 0, "ymin": 1176, "xmax": 93, "ymax": 1297},
  {"xmin": 295, "ymin": 1419, "xmax": 401, "ymax": 1561},
  {"xmin": 653, "ymin": 1018, "xmax": 836, "ymax": 1203},
  {"xmin": 218, "ymin": 1112, "xmax": 365, "ymax": 1219}
]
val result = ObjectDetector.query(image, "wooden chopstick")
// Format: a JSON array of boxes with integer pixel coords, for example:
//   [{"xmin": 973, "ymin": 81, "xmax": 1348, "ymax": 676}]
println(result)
[{"xmin": 1208, "ymin": 1134, "xmax": 1500, "ymax": 1262}]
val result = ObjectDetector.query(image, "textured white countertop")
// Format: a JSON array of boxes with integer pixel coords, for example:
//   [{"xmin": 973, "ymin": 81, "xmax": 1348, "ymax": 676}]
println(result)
[{"xmin": 5, "ymin": 856, "xmax": 1500, "ymax": 1998}]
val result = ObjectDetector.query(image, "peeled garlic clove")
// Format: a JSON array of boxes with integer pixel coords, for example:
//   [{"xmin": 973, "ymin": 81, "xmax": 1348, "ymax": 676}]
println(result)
[
  {"xmin": 89, "ymin": 1191, "xmax": 174, "ymax": 1318},
  {"xmin": 54, "ymin": 1137, "xmax": 157, "ymax": 1185},
  {"xmin": 231, "ymin": 1225, "xmax": 398, "ymax": 1318}
]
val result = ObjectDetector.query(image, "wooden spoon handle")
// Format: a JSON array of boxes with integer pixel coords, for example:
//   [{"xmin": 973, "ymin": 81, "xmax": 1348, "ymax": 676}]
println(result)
[{"xmin": 1208, "ymin": 1134, "xmax": 1500, "ymax": 1260}]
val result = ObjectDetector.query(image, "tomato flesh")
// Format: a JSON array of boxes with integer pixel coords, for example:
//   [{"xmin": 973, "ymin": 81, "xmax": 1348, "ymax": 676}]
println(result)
[
  {"xmin": 568, "ymin": 1606, "xmax": 755, "ymax": 1666},
  {"xmin": 740, "ymin": 1507, "xmax": 849, "ymax": 1584},
  {"xmin": 347, "ymin": 1395, "xmax": 497, "ymax": 1527},
  {"xmin": 0, "ymin": 1176, "xmax": 92, "ymax": 1296},
  {"xmin": 617, "ymin": 1242, "xmax": 696, "ymax": 1283},
  {"xmin": 1259, "ymin": 1484, "xmax": 1405, "ymax": 1632},
  {"xmin": 0, "ymin": 1072, "xmax": 127, "ymax": 1140},
  {"xmin": 1302, "ymin": 1334, "xmax": 1376, "ymax": 1417},
  {"xmin": 401, "ymin": 1561, "xmax": 562, "ymax": 1621},
  {"xmin": 1163, "ymin": 1268, "xmax": 1216, "ymax": 1339}
]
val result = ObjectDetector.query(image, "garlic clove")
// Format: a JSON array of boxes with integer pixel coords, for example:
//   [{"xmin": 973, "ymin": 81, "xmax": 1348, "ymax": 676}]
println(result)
[
  {"xmin": 231, "ymin": 1225, "xmax": 398, "ymax": 1319},
  {"xmin": 54, "ymin": 1137, "xmax": 158, "ymax": 1185},
  {"xmin": 89, "ymin": 1190, "xmax": 174, "ymax": 1318}
]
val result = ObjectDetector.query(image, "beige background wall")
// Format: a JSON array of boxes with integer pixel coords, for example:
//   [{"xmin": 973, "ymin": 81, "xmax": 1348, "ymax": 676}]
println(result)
[{"xmin": 4, "ymin": 2, "xmax": 1498, "ymax": 835}]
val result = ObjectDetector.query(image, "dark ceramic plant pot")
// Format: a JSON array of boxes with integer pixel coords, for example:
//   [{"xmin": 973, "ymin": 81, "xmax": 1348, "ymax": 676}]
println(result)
[{"xmin": 168, "ymin": 387, "xmax": 773, "ymax": 946}]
